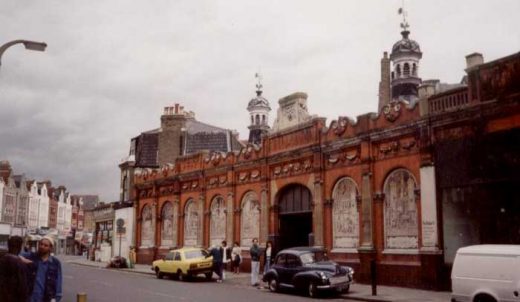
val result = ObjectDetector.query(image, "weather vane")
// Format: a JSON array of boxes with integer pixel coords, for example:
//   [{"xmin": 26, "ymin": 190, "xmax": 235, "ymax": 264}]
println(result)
[
  {"xmin": 255, "ymin": 72, "xmax": 263, "ymax": 92},
  {"xmin": 398, "ymin": 0, "xmax": 409, "ymax": 32}
]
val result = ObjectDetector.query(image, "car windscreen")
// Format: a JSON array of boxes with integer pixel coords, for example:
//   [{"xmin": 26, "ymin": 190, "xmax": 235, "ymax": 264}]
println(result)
[
  {"xmin": 184, "ymin": 250, "xmax": 207, "ymax": 259},
  {"xmin": 300, "ymin": 251, "xmax": 328, "ymax": 264}
]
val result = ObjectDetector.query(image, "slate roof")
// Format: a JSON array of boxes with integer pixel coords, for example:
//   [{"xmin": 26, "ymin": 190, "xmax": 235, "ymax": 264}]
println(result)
[
  {"xmin": 131, "ymin": 118, "xmax": 242, "ymax": 168},
  {"xmin": 72, "ymin": 195, "xmax": 99, "ymax": 210},
  {"xmin": 133, "ymin": 129, "xmax": 159, "ymax": 167}
]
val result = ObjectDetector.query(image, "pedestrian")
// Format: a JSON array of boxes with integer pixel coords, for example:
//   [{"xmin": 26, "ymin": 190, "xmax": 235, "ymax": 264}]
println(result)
[
  {"xmin": 263, "ymin": 240, "xmax": 274, "ymax": 275},
  {"xmin": 0, "ymin": 236, "xmax": 30, "ymax": 302},
  {"xmin": 22, "ymin": 236, "xmax": 63, "ymax": 302},
  {"xmin": 208, "ymin": 245, "xmax": 223, "ymax": 282},
  {"xmin": 221, "ymin": 241, "xmax": 231, "ymax": 280},
  {"xmin": 231, "ymin": 241, "xmax": 241, "ymax": 274},
  {"xmin": 250, "ymin": 238, "xmax": 260, "ymax": 286},
  {"xmin": 128, "ymin": 246, "xmax": 136, "ymax": 269}
]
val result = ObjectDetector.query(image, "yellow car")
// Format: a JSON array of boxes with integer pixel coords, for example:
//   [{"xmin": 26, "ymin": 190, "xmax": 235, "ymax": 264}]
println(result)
[{"xmin": 152, "ymin": 247, "xmax": 214, "ymax": 281}]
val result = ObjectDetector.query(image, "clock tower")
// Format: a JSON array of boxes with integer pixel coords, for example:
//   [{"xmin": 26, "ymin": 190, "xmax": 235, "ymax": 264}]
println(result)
[{"xmin": 247, "ymin": 73, "xmax": 271, "ymax": 145}]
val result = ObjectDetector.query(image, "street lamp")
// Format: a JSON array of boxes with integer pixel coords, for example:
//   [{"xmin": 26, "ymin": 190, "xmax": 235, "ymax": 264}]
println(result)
[{"xmin": 0, "ymin": 39, "xmax": 47, "ymax": 66}]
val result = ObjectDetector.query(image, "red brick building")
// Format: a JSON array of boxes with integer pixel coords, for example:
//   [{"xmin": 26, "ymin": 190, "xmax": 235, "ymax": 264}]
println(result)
[{"xmin": 130, "ymin": 35, "xmax": 520, "ymax": 289}]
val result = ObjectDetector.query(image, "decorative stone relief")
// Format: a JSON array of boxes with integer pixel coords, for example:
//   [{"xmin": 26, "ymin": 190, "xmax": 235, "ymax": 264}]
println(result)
[
  {"xmin": 141, "ymin": 205, "xmax": 154, "ymax": 247},
  {"xmin": 332, "ymin": 177, "xmax": 360, "ymax": 249},
  {"xmin": 161, "ymin": 202, "xmax": 178, "ymax": 247},
  {"xmin": 383, "ymin": 169, "xmax": 418, "ymax": 249},
  {"xmin": 272, "ymin": 159, "xmax": 313, "ymax": 178},
  {"xmin": 240, "ymin": 192, "xmax": 260, "ymax": 246},
  {"xmin": 383, "ymin": 101, "xmax": 402, "ymax": 122},
  {"xmin": 184, "ymin": 200, "xmax": 200, "ymax": 247},
  {"xmin": 210, "ymin": 196, "xmax": 226, "ymax": 247}
]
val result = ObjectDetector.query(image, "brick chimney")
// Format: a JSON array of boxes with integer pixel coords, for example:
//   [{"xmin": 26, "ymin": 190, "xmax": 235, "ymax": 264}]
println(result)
[
  {"xmin": 465, "ymin": 53, "xmax": 484, "ymax": 71},
  {"xmin": 378, "ymin": 52, "xmax": 391, "ymax": 112},
  {"xmin": 158, "ymin": 103, "xmax": 193, "ymax": 166}
]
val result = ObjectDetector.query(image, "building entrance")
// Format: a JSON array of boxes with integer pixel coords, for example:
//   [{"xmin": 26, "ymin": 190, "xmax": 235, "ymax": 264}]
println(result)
[{"xmin": 276, "ymin": 184, "xmax": 313, "ymax": 250}]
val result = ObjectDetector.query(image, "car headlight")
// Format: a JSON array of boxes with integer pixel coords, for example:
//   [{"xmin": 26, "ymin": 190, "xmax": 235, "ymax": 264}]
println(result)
[{"xmin": 318, "ymin": 272, "xmax": 328, "ymax": 280}]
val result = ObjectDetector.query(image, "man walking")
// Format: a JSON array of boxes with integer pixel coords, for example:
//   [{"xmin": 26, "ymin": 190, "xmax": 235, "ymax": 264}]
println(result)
[
  {"xmin": 22, "ymin": 236, "xmax": 63, "ymax": 302},
  {"xmin": 250, "ymin": 238, "xmax": 260, "ymax": 286}
]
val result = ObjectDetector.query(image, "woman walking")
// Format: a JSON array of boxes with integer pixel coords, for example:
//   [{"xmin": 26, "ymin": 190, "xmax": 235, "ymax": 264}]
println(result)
[
  {"xmin": 231, "ymin": 241, "xmax": 241, "ymax": 274},
  {"xmin": 263, "ymin": 241, "xmax": 274, "ymax": 274}
]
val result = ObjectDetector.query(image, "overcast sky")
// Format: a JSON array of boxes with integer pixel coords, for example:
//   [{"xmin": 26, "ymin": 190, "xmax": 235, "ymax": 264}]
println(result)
[{"xmin": 0, "ymin": 0, "xmax": 519, "ymax": 201}]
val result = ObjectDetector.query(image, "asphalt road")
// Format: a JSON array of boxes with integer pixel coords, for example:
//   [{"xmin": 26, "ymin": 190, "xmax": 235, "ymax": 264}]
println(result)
[{"xmin": 62, "ymin": 260, "xmax": 351, "ymax": 302}]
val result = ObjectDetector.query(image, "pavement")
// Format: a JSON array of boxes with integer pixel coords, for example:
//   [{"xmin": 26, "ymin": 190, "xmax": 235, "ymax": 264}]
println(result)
[{"xmin": 65, "ymin": 256, "xmax": 451, "ymax": 302}]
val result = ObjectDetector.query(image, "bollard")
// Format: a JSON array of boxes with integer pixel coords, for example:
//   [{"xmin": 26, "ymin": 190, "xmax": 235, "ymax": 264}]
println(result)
[
  {"xmin": 77, "ymin": 292, "xmax": 87, "ymax": 302},
  {"xmin": 370, "ymin": 260, "xmax": 377, "ymax": 296}
]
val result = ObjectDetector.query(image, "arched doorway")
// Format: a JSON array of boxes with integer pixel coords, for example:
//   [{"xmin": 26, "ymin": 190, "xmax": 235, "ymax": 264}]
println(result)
[{"xmin": 277, "ymin": 184, "xmax": 313, "ymax": 250}]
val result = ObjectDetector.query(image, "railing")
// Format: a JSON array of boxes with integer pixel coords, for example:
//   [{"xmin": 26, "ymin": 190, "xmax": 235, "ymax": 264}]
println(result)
[{"xmin": 429, "ymin": 88, "xmax": 469, "ymax": 114}]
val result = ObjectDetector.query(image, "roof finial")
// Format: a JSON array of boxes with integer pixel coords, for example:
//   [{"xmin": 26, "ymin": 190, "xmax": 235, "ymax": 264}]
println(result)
[
  {"xmin": 255, "ymin": 72, "xmax": 263, "ymax": 96},
  {"xmin": 398, "ymin": 0, "xmax": 410, "ymax": 36}
]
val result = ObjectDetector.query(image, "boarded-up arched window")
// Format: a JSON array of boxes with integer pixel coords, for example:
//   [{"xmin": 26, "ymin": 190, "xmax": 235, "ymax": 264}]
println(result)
[
  {"xmin": 332, "ymin": 177, "xmax": 359, "ymax": 249},
  {"xmin": 184, "ymin": 199, "xmax": 200, "ymax": 247},
  {"xmin": 161, "ymin": 202, "xmax": 178, "ymax": 247},
  {"xmin": 240, "ymin": 191, "xmax": 260, "ymax": 246},
  {"xmin": 383, "ymin": 169, "xmax": 418, "ymax": 250},
  {"xmin": 141, "ymin": 205, "xmax": 154, "ymax": 247},
  {"xmin": 210, "ymin": 196, "xmax": 226, "ymax": 246}
]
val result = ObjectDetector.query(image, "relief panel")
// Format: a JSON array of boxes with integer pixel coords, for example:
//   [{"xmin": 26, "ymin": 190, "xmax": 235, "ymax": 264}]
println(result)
[
  {"xmin": 210, "ymin": 196, "xmax": 226, "ymax": 246},
  {"xmin": 332, "ymin": 177, "xmax": 360, "ymax": 249},
  {"xmin": 240, "ymin": 192, "xmax": 260, "ymax": 246},
  {"xmin": 383, "ymin": 169, "xmax": 418, "ymax": 250}
]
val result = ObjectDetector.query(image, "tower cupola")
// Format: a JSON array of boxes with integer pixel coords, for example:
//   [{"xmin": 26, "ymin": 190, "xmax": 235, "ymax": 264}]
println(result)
[
  {"xmin": 247, "ymin": 73, "xmax": 271, "ymax": 145},
  {"xmin": 389, "ymin": 6, "xmax": 422, "ymax": 103}
]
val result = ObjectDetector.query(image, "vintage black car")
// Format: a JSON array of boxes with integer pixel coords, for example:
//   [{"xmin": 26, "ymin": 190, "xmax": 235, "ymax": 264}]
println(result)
[{"xmin": 262, "ymin": 247, "xmax": 354, "ymax": 298}]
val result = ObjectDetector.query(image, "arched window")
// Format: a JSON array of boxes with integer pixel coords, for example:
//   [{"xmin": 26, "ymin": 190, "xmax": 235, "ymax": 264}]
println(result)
[
  {"xmin": 250, "ymin": 115, "xmax": 254, "ymax": 125},
  {"xmin": 396, "ymin": 64, "xmax": 401, "ymax": 77},
  {"xmin": 391, "ymin": 71, "xmax": 395, "ymax": 80},
  {"xmin": 383, "ymin": 169, "xmax": 418, "ymax": 250},
  {"xmin": 161, "ymin": 202, "xmax": 178, "ymax": 247},
  {"xmin": 240, "ymin": 191, "xmax": 260, "ymax": 246},
  {"xmin": 209, "ymin": 196, "xmax": 226, "ymax": 246},
  {"xmin": 332, "ymin": 177, "xmax": 359, "ymax": 249},
  {"xmin": 403, "ymin": 63, "xmax": 410, "ymax": 76},
  {"xmin": 412, "ymin": 63, "xmax": 417, "ymax": 76},
  {"xmin": 255, "ymin": 114, "xmax": 260, "ymax": 125},
  {"xmin": 262, "ymin": 115, "xmax": 266, "ymax": 124},
  {"xmin": 141, "ymin": 205, "xmax": 154, "ymax": 247},
  {"xmin": 184, "ymin": 199, "xmax": 200, "ymax": 247}
]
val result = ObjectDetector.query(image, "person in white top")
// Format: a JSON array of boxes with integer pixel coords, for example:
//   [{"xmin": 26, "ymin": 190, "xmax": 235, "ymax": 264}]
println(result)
[
  {"xmin": 263, "ymin": 240, "xmax": 274, "ymax": 275},
  {"xmin": 221, "ymin": 241, "xmax": 230, "ymax": 280},
  {"xmin": 231, "ymin": 242, "xmax": 241, "ymax": 274}
]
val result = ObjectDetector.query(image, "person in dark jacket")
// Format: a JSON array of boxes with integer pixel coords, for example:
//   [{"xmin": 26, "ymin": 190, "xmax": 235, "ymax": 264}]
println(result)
[
  {"xmin": 208, "ymin": 245, "xmax": 224, "ymax": 282},
  {"xmin": 22, "ymin": 236, "xmax": 63, "ymax": 302},
  {"xmin": 250, "ymin": 238, "xmax": 260, "ymax": 286},
  {"xmin": 0, "ymin": 235, "xmax": 30, "ymax": 302}
]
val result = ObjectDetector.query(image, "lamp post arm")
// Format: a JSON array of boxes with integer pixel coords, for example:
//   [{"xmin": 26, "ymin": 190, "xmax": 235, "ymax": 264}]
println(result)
[{"xmin": 0, "ymin": 40, "xmax": 47, "ymax": 66}]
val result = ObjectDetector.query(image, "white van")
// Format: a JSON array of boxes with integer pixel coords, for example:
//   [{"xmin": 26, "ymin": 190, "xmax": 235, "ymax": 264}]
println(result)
[{"xmin": 451, "ymin": 245, "xmax": 520, "ymax": 302}]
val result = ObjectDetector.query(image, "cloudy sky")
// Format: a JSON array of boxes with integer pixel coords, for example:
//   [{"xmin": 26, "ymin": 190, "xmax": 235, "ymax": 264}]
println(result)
[{"xmin": 0, "ymin": 0, "xmax": 519, "ymax": 201}]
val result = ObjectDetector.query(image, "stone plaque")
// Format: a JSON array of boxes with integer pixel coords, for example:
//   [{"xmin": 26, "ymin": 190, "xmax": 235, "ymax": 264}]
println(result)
[
  {"xmin": 140, "ymin": 205, "xmax": 154, "ymax": 247},
  {"xmin": 332, "ymin": 177, "xmax": 360, "ymax": 249},
  {"xmin": 240, "ymin": 192, "xmax": 260, "ymax": 246},
  {"xmin": 384, "ymin": 169, "xmax": 418, "ymax": 250},
  {"xmin": 210, "ymin": 196, "xmax": 226, "ymax": 247},
  {"xmin": 184, "ymin": 200, "xmax": 200, "ymax": 247}
]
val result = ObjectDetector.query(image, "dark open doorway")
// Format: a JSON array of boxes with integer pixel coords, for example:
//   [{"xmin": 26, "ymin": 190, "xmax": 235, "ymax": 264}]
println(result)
[
  {"xmin": 279, "ymin": 212, "xmax": 313, "ymax": 250},
  {"xmin": 276, "ymin": 184, "xmax": 313, "ymax": 250}
]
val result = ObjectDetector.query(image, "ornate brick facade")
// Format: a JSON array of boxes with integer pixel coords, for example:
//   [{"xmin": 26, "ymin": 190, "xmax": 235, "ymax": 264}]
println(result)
[{"xmin": 132, "ymin": 52, "xmax": 520, "ymax": 289}]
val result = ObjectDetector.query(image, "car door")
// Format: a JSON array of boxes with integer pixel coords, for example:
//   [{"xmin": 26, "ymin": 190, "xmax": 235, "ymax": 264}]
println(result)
[
  {"xmin": 274, "ymin": 254, "xmax": 289, "ymax": 284},
  {"xmin": 163, "ymin": 252, "xmax": 175, "ymax": 273},
  {"xmin": 171, "ymin": 251, "xmax": 181, "ymax": 273},
  {"xmin": 285, "ymin": 254, "xmax": 304, "ymax": 286}
]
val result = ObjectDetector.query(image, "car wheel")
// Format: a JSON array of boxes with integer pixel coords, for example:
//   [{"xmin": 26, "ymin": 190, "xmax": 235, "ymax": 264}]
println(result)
[
  {"xmin": 177, "ymin": 270, "xmax": 186, "ymax": 281},
  {"xmin": 205, "ymin": 272, "xmax": 213, "ymax": 281},
  {"xmin": 474, "ymin": 294, "xmax": 497, "ymax": 302},
  {"xmin": 155, "ymin": 267, "xmax": 164, "ymax": 279},
  {"xmin": 308, "ymin": 282, "xmax": 318, "ymax": 298},
  {"xmin": 268, "ymin": 277, "xmax": 279, "ymax": 292}
]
